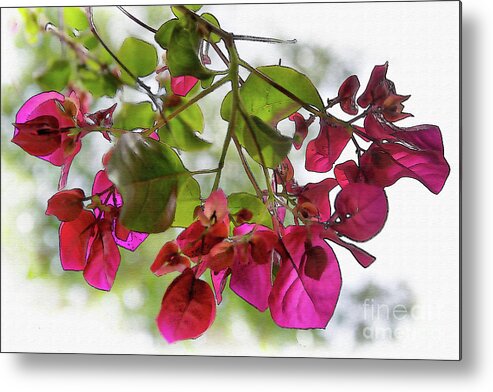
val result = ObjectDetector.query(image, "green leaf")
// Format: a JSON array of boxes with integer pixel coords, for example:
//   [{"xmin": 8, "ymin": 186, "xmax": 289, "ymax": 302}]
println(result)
[
  {"xmin": 113, "ymin": 102, "xmax": 156, "ymax": 130},
  {"xmin": 117, "ymin": 37, "xmax": 158, "ymax": 83},
  {"xmin": 78, "ymin": 67, "xmax": 120, "ymax": 97},
  {"xmin": 228, "ymin": 192, "xmax": 273, "ymax": 228},
  {"xmin": 200, "ymin": 13, "xmax": 221, "ymax": 43},
  {"xmin": 155, "ymin": 15, "xmax": 213, "ymax": 80},
  {"xmin": 63, "ymin": 7, "xmax": 89, "ymax": 31},
  {"xmin": 173, "ymin": 176, "xmax": 201, "ymax": 227},
  {"xmin": 242, "ymin": 115, "xmax": 292, "ymax": 168},
  {"xmin": 221, "ymin": 65, "xmax": 323, "ymax": 124},
  {"xmin": 158, "ymin": 99, "xmax": 211, "ymax": 151},
  {"xmin": 154, "ymin": 18, "xmax": 180, "ymax": 50},
  {"xmin": 220, "ymin": 65, "xmax": 321, "ymax": 166},
  {"xmin": 77, "ymin": 31, "xmax": 99, "ymax": 50},
  {"xmin": 106, "ymin": 133, "xmax": 192, "ymax": 233},
  {"xmin": 171, "ymin": 4, "xmax": 203, "ymax": 18},
  {"xmin": 200, "ymin": 74, "xmax": 216, "ymax": 89},
  {"xmin": 155, "ymin": 21, "xmax": 212, "ymax": 80},
  {"xmin": 169, "ymin": 26, "xmax": 212, "ymax": 79},
  {"xmin": 36, "ymin": 59, "xmax": 72, "ymax": 90}
]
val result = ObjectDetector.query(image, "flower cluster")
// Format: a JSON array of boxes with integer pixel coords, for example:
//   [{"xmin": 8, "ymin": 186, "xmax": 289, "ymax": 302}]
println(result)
[{"xmin": 11, "ymin": 60, "xmax": 449, "ymax": 343}]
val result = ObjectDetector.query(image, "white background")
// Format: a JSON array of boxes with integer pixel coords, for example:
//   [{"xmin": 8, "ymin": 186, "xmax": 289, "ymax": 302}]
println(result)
[{"xmin": 1, "ymin": 0, "xmax": 492, "ymax": 390}]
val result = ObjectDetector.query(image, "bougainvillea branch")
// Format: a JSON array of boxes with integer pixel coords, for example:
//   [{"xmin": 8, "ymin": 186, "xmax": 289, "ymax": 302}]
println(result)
[{"xmin": 11, "ymin": 5, "xmax": 450, "ymax": 343}]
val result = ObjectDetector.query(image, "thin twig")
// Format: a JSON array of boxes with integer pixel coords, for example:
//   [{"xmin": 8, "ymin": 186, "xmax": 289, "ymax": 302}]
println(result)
[
  {"xmin": 86, "ymin": 7, "xmax": 161, "ymax": 111},
  {"xmin": 237, "ymin": 104, "xmax": 275, "ymax": 200},
  {"xmin": 347, "ymin": 108, "xmax": 371, "ymax": 124},
  {"xmin": 210, "ymin": 41, "xmax": 245, "ymax": 85},
  {"xmin": 190, "ymin": 168, "xmax": 220, "ymax": 175},
  {"xmin": 57, "ymin": 8, "xmax": 66, "ymax": 57},
  {"xmin": 233, "ymin": 34, "xmax": 297, "ymax": 44},
  {"xmin": 232, "ymin": 136, "xmax": 263, "ymax": 197},
  {"xmin": 212, "ymin": 107, "xmax": 235, "ymax": 191},
  {"xmin": 117, "ymin": 6, "xmax": 157, "ymax": 33}
]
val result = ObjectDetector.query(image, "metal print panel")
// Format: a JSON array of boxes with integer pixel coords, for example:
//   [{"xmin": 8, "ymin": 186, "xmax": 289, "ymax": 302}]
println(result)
[{"xmin": 1, "ymin": 1, "xmax": 460, "ymax": 359}]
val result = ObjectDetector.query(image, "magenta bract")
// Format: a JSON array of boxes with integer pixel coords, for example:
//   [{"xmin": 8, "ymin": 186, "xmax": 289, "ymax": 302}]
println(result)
[
  {"xmin": 269, "ymin": 225, "xmax": 342, "ymax": 329},
  {"xmin": 305, "ymin": 119, "xmax": 352, "ymax": 173}
]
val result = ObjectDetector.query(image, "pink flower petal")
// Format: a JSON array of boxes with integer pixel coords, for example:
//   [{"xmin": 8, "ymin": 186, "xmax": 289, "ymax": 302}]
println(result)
[
  {"xmin": 357, "ymin": 62, "xmax": 389, "ymax": 108},
  {"xmin": 360, "ymin": 142, "xmax": 449, "ymax": 194},
  {"xmin": 289, "ymin": 112, "xmax": 312, "ymax": 150},
  {"xmin": 211, "ymin": 269, "xmax": 230, "ymax": 305},
  {"xmin": 59, "ymin": 210, "xmax": 96, "ymax": 271},
  {"xmin": 15, "ymin": 91, "xmax": 65, "ymax": 125},
  {"xmin": 322, "ymin": 227, "xmax": 376, "ymax": 268},
  {"xmin": 229, "ymin": 224, "xmax": 275, "ymax": 311},
  {"xmin": 334, "ymin": 160, "xmax": 362, "ymax": 188},
  {"xmin": 83, "ymin": 219, "xmax": 121, "ymax": 291},
  {"xmin": 269, "ymin": 225, "xmax": 341, "ymax": 328},
  {"xmin": 305, "ymin": 119, "xmax": 352, "ymax": 173},
  {"xmin": 204, "ymin": 189, "xmax": 229, "ymax": 224},
  {"xmin": 171, "ymin": 75, "xmax": 199, "ymax": 97},
  {"xmin": 113, "ymin": 229, "xmax": 148, "ymax": 252},
  {"xmin": 298, "ymin": 178, "xmax": 338, "ymax": 221},
  {"xmin": 230, "ymin": 250, "xmax": 272, "ymax": 312}
]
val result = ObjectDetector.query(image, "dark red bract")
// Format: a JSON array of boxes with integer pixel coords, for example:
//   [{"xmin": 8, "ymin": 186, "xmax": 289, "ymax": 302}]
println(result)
[
  {"xmin": 337, "ymin": 75, "xmax": 360, "ymax": 115},
  {"xmin": 157, "ymin": 268, "xmax": 216, "ymax": 343},
  {"xmin": 177, "ymin": 190, "xmax": 230, "ymax": 258},
  {"xmin": 151, "ymin": 241, "xmax": 191, "ymax": 276},
  {"xmin": 46, "ymin": 189, "xmax": 85, "ymax": 222}
]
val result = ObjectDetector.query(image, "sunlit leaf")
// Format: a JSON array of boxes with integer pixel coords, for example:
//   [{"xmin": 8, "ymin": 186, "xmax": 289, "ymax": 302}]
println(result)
[
  {"xmin": 173, "ymin": 175, "xmax": 201, "ymax": 227},
  {"xmin": 154, "ymin": 18, "xmax": 180, "ymax": 49},
  {"xmin": 221, "ymin": 65, "xmax": 324, "ymax": 125},
  {"xmin": 19, "ymin": 8, "xmax": 40, "ymax": 44},
  {"xmin": 78, "ymin": 67, "xmax": 120, "ymax": 97},
  {"xmin": 221, "ymin": 65, "xmax": 321, "ymax": 166},
  {"xmin": 242, "ymin": 115, "xmax": 292, "ymax": 168},
  {"xmin": 63, "ymin": 7, "xmax": 89, "ymax": 31},
  {"xmin": 171, "ymin": 4, "xmax": 203, "ymax": 18},
  {"xmin": 117, "ymin": 37, "xmax": 158, "ymax": 83}
]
